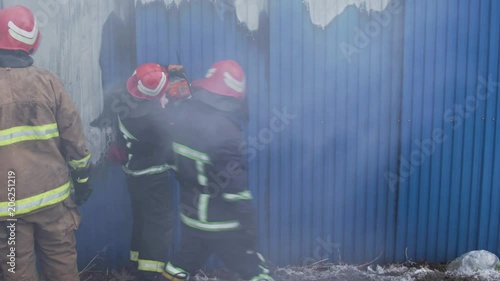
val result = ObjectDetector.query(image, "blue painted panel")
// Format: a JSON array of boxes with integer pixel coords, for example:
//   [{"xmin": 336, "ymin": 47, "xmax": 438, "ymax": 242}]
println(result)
[
  {"xmin": 267, "ymin": 0, "xmax": 404, "ymax": 264},
  {"xmin": 133, "ymin": 0, "xmax": 500, "ymax": 267},
  {"xmin": 397, "ymin": 0, "xmax": 500, "ymax": 263}
]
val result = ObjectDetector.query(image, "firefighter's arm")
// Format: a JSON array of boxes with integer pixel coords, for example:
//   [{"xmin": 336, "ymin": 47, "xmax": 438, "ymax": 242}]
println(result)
[
  {"xmin": 52, "ymin": 76, "xmax": 92, "ymax": 205},
  {"xmin": 216, "ymin": 130, "xmax": 256, "ymax": 238},
  {"xmin": 105, "ymin": 115, "xmax": 127, "ymax": 164}
]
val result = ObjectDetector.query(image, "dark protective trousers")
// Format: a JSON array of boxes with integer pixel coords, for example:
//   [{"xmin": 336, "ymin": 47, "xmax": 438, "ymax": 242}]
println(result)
[
  {"xmin": 164, "ymin": 227, "xmax": 271, "ymax": 280},
  {"xmin": 128, "ymin": 171, "xmax": 174, "ymax": 274},
  {"xmin": 0, "ymin": 198, "xmax": 80, "ymax": 281}
]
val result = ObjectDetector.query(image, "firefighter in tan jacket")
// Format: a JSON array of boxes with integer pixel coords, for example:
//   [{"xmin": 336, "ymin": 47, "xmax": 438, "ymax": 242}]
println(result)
[{"xmin": 0, "ymin": 6, "xmax": 92, "ymax": 281}]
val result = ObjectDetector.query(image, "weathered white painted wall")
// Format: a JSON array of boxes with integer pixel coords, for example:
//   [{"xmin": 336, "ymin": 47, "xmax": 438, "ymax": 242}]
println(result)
[
  {"xmin": 136, "ymin": 0, "xmax": 269, "ymax": 31},
  {"xmin": 2, "ymin": 0, "xmax": 135, "ymax": 162},
  {"xmin": 304, "ymin": 0, "xmax": 391, "ymax": 28}
]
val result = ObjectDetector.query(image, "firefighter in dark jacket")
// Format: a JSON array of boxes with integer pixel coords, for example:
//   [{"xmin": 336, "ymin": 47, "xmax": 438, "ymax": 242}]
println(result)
[
  {"xmin": 162, "ymin": 60, "xmax": 274, "ymax": 281},
  {"xmin": 0, "ymin": 6, "xmax": 92, "ymax": 281},
  {"xmin": 117, "ymin": 63, "xmax": 175, "ymax": 281}
]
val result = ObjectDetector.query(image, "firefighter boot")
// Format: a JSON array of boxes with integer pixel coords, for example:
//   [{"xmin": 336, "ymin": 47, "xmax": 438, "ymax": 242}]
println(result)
[
  {"xmin": 162, "ymin": 271, "xmax": 189, "ymax": 281},
  {"xmin": 249, "ymin": 274, "xmax": 275, "ymax": 281}
]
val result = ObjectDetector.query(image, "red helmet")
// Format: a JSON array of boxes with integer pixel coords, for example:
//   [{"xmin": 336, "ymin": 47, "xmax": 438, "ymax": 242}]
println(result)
[
  {"xmin": 192, "ymin": 60, "xmax": 246, "ymax": 100},
  {"xmin": 127, "ymin": 63, "xmax": 169, "ymax": 100},
  {"xmin": 0, "ymin": 6, "xmax": 41, "ymax": 54}
]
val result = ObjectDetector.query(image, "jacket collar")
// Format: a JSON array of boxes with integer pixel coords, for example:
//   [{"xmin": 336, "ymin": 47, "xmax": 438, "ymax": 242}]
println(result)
[
  {"xmin": 0, "ymin": 50, "xmax": 34, "ymax": 68},
  {"xmin": 192, "ymin": 89, "xmax": 242, "ymax": 112},
  {"xmin": 192, "ymin": 89, "xmax": 248, "ymax": 129}
]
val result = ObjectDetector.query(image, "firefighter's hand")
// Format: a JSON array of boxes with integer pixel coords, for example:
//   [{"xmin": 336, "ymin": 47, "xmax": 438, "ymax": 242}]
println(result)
[
  {"xmin": 74, "ymin": 182, "xmax": 93, "ymax": 206},
  {"xmin": 71, "ymin": 165, "xmax": 93, "ymax": 206}
]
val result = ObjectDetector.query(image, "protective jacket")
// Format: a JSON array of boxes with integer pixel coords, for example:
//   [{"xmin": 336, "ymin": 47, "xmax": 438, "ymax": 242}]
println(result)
[
  {"xmin": 169, "ymin": 89, "xmax": 255, "ymax": 238},
  {"xmin": 117, "ymin": 98, "xmax": 173, "ymax": 176},
  {"xmin": 0, "ymin": 50, "xmax": 91, "ymax": 219}
]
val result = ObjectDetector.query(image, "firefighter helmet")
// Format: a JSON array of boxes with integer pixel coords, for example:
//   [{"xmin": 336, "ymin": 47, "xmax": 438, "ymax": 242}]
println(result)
[
  {"xmin": 192, "ymin": 60, "xmax": 246, "ymax": 100},
  {"xmin": 0, "ymin": 5, "xmax": 41, "ymax": 54},
  {"xmin": 127, "ymin": 63, "xmax": 169, "ymax": 100}
]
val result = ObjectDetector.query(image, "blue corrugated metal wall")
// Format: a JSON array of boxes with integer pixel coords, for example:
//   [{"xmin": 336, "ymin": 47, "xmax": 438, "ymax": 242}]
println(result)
[
  {"xmin": 134, "ymin": 0, "xmax": 500, "ymax": 266},
  {"xmin": 396, "ymin": 0, "xmax": 500, "ymax": 263},
  {"xmin": 268, "ymin": 0, "xmax": 403, "ymax": 265}
]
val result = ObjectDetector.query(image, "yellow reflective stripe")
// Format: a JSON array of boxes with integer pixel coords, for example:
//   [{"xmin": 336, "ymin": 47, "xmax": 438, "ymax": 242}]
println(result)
[
  {"xmin": 164, "ymin": 262, "xmax": 188, "ymax": 277},
  {"xmin": 138, "ymin": 259, "xmax": 165, "ymax": 273},
  {"xmin": 198, "ymin": 194, "xmax": 210, "ymax": 222},
  {"xmin": 130, "ymin": 251, "xmax": 139, "ymax": 262},
  {"xmin": 0, "ymin": 123, "xmax": 59, "ymax": 147},
  {"xmin": 0, "ymin": 181, "xmax": 71, "ymax": 217},
  {"xmin": 180, "ymin": 213, "xmax": 240, "ymax": 232},
  {"xmin": 223, "ymin": 190, "xmax": 253, "ymax": 201},
  {"xmin": 118, "ymin": 115, "xmax": 137, "ymax": 141},
  {"xmin": 249, "ymin": 274, "xmax": 274, "ymax": 281},
  {"xmin": 122, "ymin": 164, "xmax": 171, "ymax": 176},
  {"xmin": 68, "ymin": 153, "xmax": 91, "ymax": 169},
  {"xmin": 172, "ymin": 143, "xmax": 211, "ymax": 163},
  {"xmin": 76, "ymin": 177, "xmax": 89, "ymax": 183}
]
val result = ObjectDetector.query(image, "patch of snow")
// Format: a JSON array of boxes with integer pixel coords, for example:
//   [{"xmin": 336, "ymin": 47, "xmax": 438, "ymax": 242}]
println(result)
[
  {"xmin": 303, "ymin": 0, "xmax": 391, "ymax": 28},
  {"xmin": 192, "ymin": 264, "xmax": 500, "ymax": 281},
  {"xmin": 448, "ymin": 250, "xmax": 500, "ymax": 275}
]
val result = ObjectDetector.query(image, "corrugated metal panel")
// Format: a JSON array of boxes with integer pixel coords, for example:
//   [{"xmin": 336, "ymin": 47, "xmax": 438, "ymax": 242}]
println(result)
[
  {"xmin": 396, "ymin": 0, "xmax": 500, "ymax": 263},
  {"xmin": 268, "ymin": 0, "xmax": 403, "ymax": 265},
  {"xmin": 136, "ymin": 0, "xmax": 405, "ymax": 265},
  {"xmin": 4, "ymin": 0, "xmax": 497, "ymax": 269}
]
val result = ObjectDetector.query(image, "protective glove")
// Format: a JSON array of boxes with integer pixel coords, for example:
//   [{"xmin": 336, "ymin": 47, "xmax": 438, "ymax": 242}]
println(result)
[
  {"xmin": 71, "ymin": 165, "xmax": 92, "ymax": 206},
  {"xmin": 74, "ymin": 181, "xmax": 92, "ymax": 206}
]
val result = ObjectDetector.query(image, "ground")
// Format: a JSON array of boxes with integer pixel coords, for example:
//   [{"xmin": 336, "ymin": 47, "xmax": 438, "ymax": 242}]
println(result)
[
  {"xmin": 77, "ymin": 262, "xmax": 500, "ymax": 281},
  {"xmin": 2, "ymin": 262, "xmax": 499, "ymax": 281}
]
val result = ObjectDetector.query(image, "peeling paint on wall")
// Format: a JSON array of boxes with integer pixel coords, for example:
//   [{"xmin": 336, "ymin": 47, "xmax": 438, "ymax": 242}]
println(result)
[
  {"xmin": 136, "ymin": 0, "xmax": 183, "ymax": 6},
  {"xmin": 234, "ymin": 0, "xmax": 268, "ymax": 31},
  {"xmin": 2, "ymin": 0, "xmax": 136, "ymax": 163},
  {"xmin": 303, "ymin": 0, "xmax": 390, "ymax": 28},
  {"xmin": 136, "ymin": 0, "xmax": 269, "ymax": 31}
]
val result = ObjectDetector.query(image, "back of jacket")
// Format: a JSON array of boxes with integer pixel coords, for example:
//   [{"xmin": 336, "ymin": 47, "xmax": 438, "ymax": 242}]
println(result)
[
  {"xmin": 117, "ymin": 99, "xmax": 172, "ymax": 176},
  {"xmin": 169, "ymin": 93, "xmax": 254, "ymax": 237},
  {"xmin": 0, "ymin": 65, "xmax": 90, "ymax": 220}
]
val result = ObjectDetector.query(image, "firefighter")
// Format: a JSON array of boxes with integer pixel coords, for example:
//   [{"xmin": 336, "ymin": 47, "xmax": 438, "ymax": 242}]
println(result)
[
  {"xmin": 116, "ymin": 63, "xmax": 176, "ymax": 281},
  {"xmin": 0, "ymin": 5, "xmax": 92, "ymax": 281},
  {"xmin": 162, "ymin": 60, "xmax": 274, "ymax": 281}
]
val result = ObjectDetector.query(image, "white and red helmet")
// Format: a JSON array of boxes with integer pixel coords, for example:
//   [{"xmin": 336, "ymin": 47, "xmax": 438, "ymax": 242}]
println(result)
[
  {"xmin": 127, "ymin": 63, "xmax": 169, "ymax": 100},
  {"xmin": 0, "ymin": 5, "xmax": 41, "ymax": 55},
  {"xmin": 192, "ymin": 60, "xmax": 246, "ymax": 100}
]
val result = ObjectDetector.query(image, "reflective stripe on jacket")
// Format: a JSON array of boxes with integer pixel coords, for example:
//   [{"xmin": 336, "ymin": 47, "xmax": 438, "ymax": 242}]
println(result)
[
  {"xmin": 117, "ymin": 100, "xmax": 173, "ymax": 177},
  {"xmin": 0, "ymin": 65, "xmax": 90, "ymax": 220}
]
